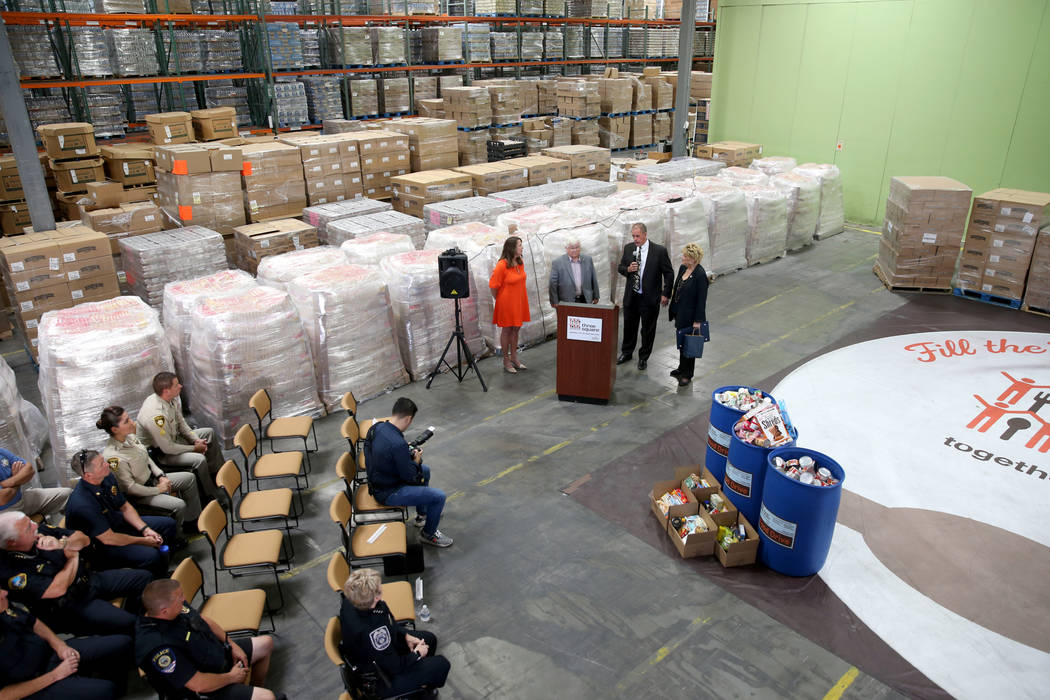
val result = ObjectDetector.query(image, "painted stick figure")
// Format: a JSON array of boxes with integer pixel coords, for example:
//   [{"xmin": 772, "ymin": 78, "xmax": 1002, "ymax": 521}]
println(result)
[
  {"xmin": 996, "ymin": 372, "xmax": 1050, "ymax": 405},
  {"xmin": 1027, "ymin": 391, "xmax": 1050, "ymax": 416},
  {"xmin": 967, "ymin": 395, "xmax": 1037, "ymax": 433},
  {"xmin": 1024, "ymin": 413, "xmax": 1050, "ymax": 453}
]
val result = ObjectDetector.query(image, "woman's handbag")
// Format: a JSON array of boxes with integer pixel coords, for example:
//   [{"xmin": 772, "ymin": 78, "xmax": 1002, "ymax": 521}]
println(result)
[{"xmin": 676, "ymin": 323, "xmax": 709, "ymax": 358}]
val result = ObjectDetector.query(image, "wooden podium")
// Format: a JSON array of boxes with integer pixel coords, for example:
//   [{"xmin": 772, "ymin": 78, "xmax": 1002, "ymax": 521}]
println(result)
[{"xmin": 556, "ymin": 302, "xmax": 619, "ymax": 404}]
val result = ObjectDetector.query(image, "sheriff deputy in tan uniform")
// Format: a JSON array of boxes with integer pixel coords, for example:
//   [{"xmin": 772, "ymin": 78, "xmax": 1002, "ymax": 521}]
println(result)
[
  {"xmin": 136, "ymin": 372, "xmax": 223, "ymax": 501},
  {"xmin": 97, "ymin": 405, "xmax": 201, "ymax": 534}
]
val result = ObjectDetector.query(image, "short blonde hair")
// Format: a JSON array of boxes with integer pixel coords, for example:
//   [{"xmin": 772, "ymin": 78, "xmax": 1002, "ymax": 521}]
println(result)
[
  {"xmin": 343, "ymin": 568, "xmax": 382, "ymax": 610},
  {"xmin": 682, "ymin": 243, "xmax": 704, "ymax": 264}
]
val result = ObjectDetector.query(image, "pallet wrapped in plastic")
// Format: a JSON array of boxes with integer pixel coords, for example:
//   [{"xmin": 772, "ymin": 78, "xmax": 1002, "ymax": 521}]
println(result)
[
  {"xmin": 106, "ymin": 28, "xmax": 160, "ymax": 77},
  {"xmin": 462, "ymin": 23, "xmax": 492, "ymax": 63},
  {"xmin": 327, "ymin": 210, "xmax": 425, "ymax": 248},
  {"xmin": 717, "ymin": 166, "xmax": 769, "ymax": 188},
  {"xmin": 188, "ymin": 285, "xmax": 321, "ymax": 449},
  {"xmin": 349, "ymin": 79, "xmax": 379, "ymax": 118},
  {"xmin": 380, "ymin": 249, "xmax": 485, "ymax": 380},
  {"xmin": 340, "ymin": 232, "xmax": 415, "ymax": 266},
  {"xmin": 200, "ymin": 30, "xmax": 243, "ymax": 72},
  {"xmin": 648, "ymin": 184, "xmax": 712, "ymax": 271},
  {"xmin": 692, "ymin": 179, "xmax": 748, "ymax": 275},
  {"xmin": 38, "ymin": 297, "xmax": 174, "ymax": 482},
  {"xmin": 256, "ymin": 246, "xmax": 347, "ymax": 292},
  {"xmin": 304, "ymin": 198, "xmax": 393, "ymax": 241},
  {"xmin": 422, "ymin": 196, "xmax": 513, "ymax": 232},
  {"xmin": 422, "ymin": 27, "xmax": 463, "ymax": 63},
  {"xmin": 739, "ymin": 185, "xmax": 788, "ymax": 266},
  {"xmin": 537, "ymin": 221, "xmax": 612, "ymax": 324},
  {"xmin": 750, "ymin": 156, "xmax": 797, "ymax": 177},
  {"xmin": 371, "ymin": 27, "xmax": 406, "ymax": 65},
  {"xmin": 326, "ymin": 26, "xmax": 373, "ymax": 67},
  {"xmin": 162, "ymin": 270, "xmax": 258, "ymax": 408},
  {"xmin": 563, "ymin": 177, "xmax": 617, "ymax": 198},
  {"xmin": 624, "ymin": 157, "xmax": 724, "ymax": 185},
  {"xmin": 551, "ymin": 195, "xmax": 622, "ymax": 297},
  {"xmin": 161, "ymin": 31, "xmax": 204, "ymax": 74},
  {"xmin": 491, "ymin": 33, "xmax": 519, "ymax": 62},
  {"xmin": 287, "ymin": 264, "xmax": 408, "ymax": 410},
  {"xmin": 521, "ymin": 30, "xmax": 544, "ymax": 62},
  {"xmin": 488, "ymin": 183, "xmax": 572, "ymax": 209},
  {"xmin": 793, "ymin": 163, "xmax": 844, "ymax": 239},
  {"xmin": 69, "ymin": 27, "xmax": 113, "ymax": 77},
  {"xmin": 119, "ymin": 227, "xmax": 228, "ymax": 309},
  {"xmin": 771, "ymin": 171, "xmax": 820, "ymax": 250},
  {"xmin": 0, "ymin": 355, "xmax": 47, "ymax": 467},
  {"xmin": 8, "ymin": 26, "xmax": 61, "ymax": 78},
  {"xmin": 267, "ymin": 22, "xmax": 304, "ymax": 71},
  {"xmin": 442, "ymin": 226, "xmax": 507, "ymax": 351},
  {"xmin": 302, "ymin": 76, "xmax": 343, "ymax": 123},
  {"xmin": 380, "ymin": 77, "xmax": 410, "ymax": 114}
]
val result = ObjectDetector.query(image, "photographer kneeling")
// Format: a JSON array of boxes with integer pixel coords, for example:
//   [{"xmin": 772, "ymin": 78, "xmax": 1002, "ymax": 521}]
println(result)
[{"xmin": 366, "ymin": 398, "xmax": 452, "ymax": 548}]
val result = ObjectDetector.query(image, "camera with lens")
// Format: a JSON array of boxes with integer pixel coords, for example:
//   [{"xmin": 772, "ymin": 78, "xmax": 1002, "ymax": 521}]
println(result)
[{"xmin": 408, "ymin": 426, "xmax": 436, "ymax": 484}]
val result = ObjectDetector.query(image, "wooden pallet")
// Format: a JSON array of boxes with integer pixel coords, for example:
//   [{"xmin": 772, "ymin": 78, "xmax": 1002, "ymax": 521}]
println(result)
[
  {"xmin": 951, "ymin": 287, "xmax": 1023, "ymax": 309},
  {"xmin": 1021, "ymin": 303, "xmax": 1050, "ymax": 318},
  {"xmin": 872, "ymin": 262, "xmax": 952, "ymax": 294}
]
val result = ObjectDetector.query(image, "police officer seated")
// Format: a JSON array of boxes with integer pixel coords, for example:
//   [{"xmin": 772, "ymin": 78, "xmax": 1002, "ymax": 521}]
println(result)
[
  {"xmin": 339, "ymin": 568, "xmax": 449, "ymax": 698},
  {"xmin": 0, "ymin": 587, "xmax": 132, "ymax": 699},
  {"xmin": 136, "ymin": 579, "xmax": 278, "ymax": 700},
  {"xmin": 0, "ymin": 510, "xmax": 150, "ymax": 636},
  {"xmin": 65, "ymin": 449, "xmax": 177, "ymax": 579}
]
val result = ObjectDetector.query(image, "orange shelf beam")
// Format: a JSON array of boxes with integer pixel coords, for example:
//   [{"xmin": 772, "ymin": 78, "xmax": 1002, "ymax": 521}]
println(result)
[
  {"xmin": 19, "ymin": 72, "xmax": 266, "ymax": 89},
  {"xmin": 1, "ymin": 11, "xmax": 255, "ymax": 25},
  {"xmin": 272, "ymin": 56, "xmax": 710, "ymax": 76}
]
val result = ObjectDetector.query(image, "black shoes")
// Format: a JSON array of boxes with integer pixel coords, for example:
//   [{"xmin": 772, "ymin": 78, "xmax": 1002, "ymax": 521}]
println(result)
[
  {"xmin": 670, "ymin": 369, "xmax": 681, "ymax": 378},
  {"xmin": 677, "ymin": 377, "xmax": 692, "ymax": 387},
  {"xmin": 637, "ymin": 359, "xmax": 647, "ymax": 371},
  {"xmin": 617, "ymin": 353, "xmax": 632, "ymax": 365}
]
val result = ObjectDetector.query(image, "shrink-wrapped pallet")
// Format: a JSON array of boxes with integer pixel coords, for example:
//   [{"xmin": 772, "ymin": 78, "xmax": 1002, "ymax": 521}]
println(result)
[
  {"xmin": 692, "ymin": 180, "xmax": 748, "ymax": 275},
  {"xmin": 371, "ymin": 27, "xmax": 406, "ymax": 65},
  {"xmin": 119, "ymin": 227, "xmax": 228, "ymax": 309},
  {"xmin": 287, "ymin": 264, "xmax": 408, "ymax": 410},
  {"xmin": 422, "ymin": 196, "xmax": 513, "ymax": 232},
  {"xmin": 38, "ymin": 297, "xmax": 174, "ymax": 481},
  {"xmin": 537, "ymin": 221, "xmax": 612, "ymax": 322},
  {"xmin": 750, "ymin": 156, "xmax": 797, "ymax": 177},
  {"xmin": 349, "ymin": 79, "xmax": 379, "ymax": 117},
  {"xmin": 189, "ymin": 286, "xmax": 321, "ymax": 448},
  {"xmin": 739, "ymin": 185, "xmax": 788, "ymax": 265},
  {"xmin": 718, "ymin": 166, "xmax": 769, "ymax": 187},
  {"xmin": 0, "ymin": 355, "xmax": 47, "ymax": 468},
  {"xmin": 162, "ymin": 270, "xmax": 258, "ymax": 408},
  {"xmin": 551, "ymin": 195, "xmax": 622, "ymax": 297},
  {"xmin": 256, "ymin": 246, "xmax": 347, "ymax": 292},
  {"xmin": 380, "ymin": 250, "xmax": 486, "ymax": 380},
  {"xmin": 793, "ymin": 163, "xmax": 844, "ymax": 239},
  {"xmin": 340, "ymin": 232, "xmax": 416, "ymax": 266},
  {"xmin": 453, "ymin": 227, "xmax": 507, "ymax": 351},
  {"xmin": 563, "ymin": 178, "xmax": 617, "ymax": 198},
  {"xmin": 648, "ymin": 185, "xmax": 712, "ymax": 271},
  {"xmin": 105, "ymin": 28, "xmax": 159, "ymax": 77},
  {"xmin": 327, "ymin": 210, "xmax": 425, "ymax": 248},
  {"xmin": 488, "ymin": 183, "xmax": 572, "ymax": 209},
  {"xmin": 770, "ymin": 171, "xmax": 820, "ymax": 250},
  {"xmin": 624, "ymin": 157, "xmax": 724, "ymax": 185},
  {"xmin": 68, "ymin": 27, "xmax": 113, "ymax": 77},
  {"xmin": 422, "ymin": 27, "xmax": 463, "ymax": 63},
  {"xmin": 326, "ymin": 26, "xmax": 373, "ymax": 66},
  {"xmin": 304, "ymin": 198, "xmax": 393, "ymax": 241}
]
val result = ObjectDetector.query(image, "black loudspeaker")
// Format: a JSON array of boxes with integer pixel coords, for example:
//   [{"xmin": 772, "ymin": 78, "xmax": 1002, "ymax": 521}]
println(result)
[{"xmin": 438, "ymin": 247, "xmax": 470, "ymax": 299}]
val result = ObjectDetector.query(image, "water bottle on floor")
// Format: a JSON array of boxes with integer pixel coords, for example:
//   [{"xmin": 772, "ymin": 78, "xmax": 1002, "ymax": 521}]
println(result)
[{"xmin": 419, "ymin": 604, "xmax": 431, "ymax": 622}]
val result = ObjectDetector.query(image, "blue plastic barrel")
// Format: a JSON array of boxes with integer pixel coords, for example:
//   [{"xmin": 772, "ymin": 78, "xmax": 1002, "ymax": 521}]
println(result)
[
  {"xmin": 758, "ymin": 447, "xmax": 845, "ymax": 577},
  {"xmin": 705, "ymin": 386, "xmax": 772, "ymax": 483},
  {"xmin": 723, "ymin": 423, "xmax": 796, "ymax": 528}
]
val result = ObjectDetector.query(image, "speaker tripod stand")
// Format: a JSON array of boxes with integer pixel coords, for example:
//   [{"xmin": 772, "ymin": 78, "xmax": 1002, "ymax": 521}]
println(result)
[{"xmin": 426, "ymin": 298, "xmax": 487, "ymax": 391}]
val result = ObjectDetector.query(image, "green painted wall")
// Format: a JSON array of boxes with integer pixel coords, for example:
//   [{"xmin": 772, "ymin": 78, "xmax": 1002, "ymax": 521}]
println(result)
[{"xmin": 710, "ymin": 0, "xmax": 1050, "ymax": 225}]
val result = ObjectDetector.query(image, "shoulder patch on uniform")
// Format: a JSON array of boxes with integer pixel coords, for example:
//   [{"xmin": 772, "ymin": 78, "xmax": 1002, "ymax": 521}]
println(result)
[
  {"xmin": 107, "ymin": 457, "xmax": 119, "ymax": 470},
  {"xmin": 8, "ymin": 573, "xmax": 27, "ymax": 590},
  {"xmin": 181, "ymin": 605, "xmax": 191, "ymax": 614},
  {"xmin": 152, "ymin": 648, "xmax": 176, "ymax": 674},
  {"xmin": 369, "ymin": 626, "xmax": 392, "ymax": 651},
  {"xmin": 111, "ymin": 485, "xmax": 119, "ymax": 496},
  {"xmin": 154, "ymin": 415, "xmax": 166, "ymax": 428}
]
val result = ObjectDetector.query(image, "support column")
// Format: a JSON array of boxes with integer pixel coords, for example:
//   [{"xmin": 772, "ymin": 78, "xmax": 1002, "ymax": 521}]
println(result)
[{"xmin": 671, "ymin": 2, "xmax": 698, "ymax": 158}]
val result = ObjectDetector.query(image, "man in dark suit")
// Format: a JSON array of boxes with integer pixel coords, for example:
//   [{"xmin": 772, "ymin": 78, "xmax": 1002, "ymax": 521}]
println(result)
[
  {"xmin": 617, "ymin": 222, "xmax": 674, "ymax": 371},
  {"xmin": 549, "ymin": 239, "xmax": 600, "ymax": 306}
]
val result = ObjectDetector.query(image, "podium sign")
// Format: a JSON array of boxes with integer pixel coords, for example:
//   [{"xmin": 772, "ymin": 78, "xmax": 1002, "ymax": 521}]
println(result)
[{"xmin": 556, "ymin": 302, "xmax": 619, "ymax": 404}]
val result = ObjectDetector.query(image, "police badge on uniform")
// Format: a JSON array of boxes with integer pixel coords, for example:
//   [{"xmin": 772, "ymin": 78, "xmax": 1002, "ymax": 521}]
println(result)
[
  {"xmin": 154, "ymin": 415, "xmax": 166, "ymax": 435},
  {"xmin": 369, "ymin": 626, "xmax": 392, "ymax": 651},
  {"xmin": 153, "ymin": 648, "xmax": 177, "ymax": 674},
  {"xmin": 7, "ymin": 574, "xmax": 27, "ymax": 590}
]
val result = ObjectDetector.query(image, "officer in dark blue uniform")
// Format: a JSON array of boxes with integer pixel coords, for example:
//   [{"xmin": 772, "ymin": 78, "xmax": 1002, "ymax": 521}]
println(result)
[
  {"xmin": 135, "ymin": 579, "xmax": 278, "ymax": 700},
  {"xmin": 0, "ymin": 510, "xmax": 150, "ymax": 636},
  {"xmin": 0, "ymin": 587, "xmax": 132, "ymax": 699},
  {"xmin": 64, "ymin": 449, "xmax": 176, "ymax": 578}
]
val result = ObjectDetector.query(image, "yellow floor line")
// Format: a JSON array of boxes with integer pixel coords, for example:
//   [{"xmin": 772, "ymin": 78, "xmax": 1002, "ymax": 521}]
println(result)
[
  {"xmin": 279, "ymin": 547, "xmax": 339, "ymax": 581},
  {"xmin": 482, "ymin": 389, "xmax": 556, "ymax": 421},
  {"xmin": 727, "ymin": 285, "xmax": 800, "ymax": 320},
  {"xmin": 823, "ymin": 666, "xmax": 860, "ymax": 700},
  {"xmin": 613, "ymin": 616, "xmax": 710, "ymax": 692},
  {"xmin": 476, "ymin": 462, "xmax": 524, "ymax": 486},
  {"xmin": 718, "ymin": 299, "xmax": 858, "ymax": 370},
  {"xmin": 848, "ymin": 225, "xmax": 882, "ymax": 236}
]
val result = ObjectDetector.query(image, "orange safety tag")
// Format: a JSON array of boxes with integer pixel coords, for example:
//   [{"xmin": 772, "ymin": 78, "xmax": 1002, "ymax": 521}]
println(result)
[
  {"xmin": 241, "ymin": 161, "xmax": 253, "ymax": 176},
  {"xmin": 178, "ymin": 205, "xmax": 193, "ymax": 221},
  {"xmin": 172, "ymin": 159, "xmax": 188, "ymax": 175}
]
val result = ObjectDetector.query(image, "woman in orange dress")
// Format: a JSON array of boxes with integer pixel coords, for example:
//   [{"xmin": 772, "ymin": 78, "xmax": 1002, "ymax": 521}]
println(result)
[{"xmin": 489, "ymin": 236, "xmax": 531, "ymax": 374}]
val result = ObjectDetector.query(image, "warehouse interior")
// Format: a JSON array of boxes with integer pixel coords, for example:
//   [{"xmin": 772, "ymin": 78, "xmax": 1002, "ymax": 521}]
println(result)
[{"xmin": 0, "ymin": 0, "xmax": 1048, "ymax": 699}]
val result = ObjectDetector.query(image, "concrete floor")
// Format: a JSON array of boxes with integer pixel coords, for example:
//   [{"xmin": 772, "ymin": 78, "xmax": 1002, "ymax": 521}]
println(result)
[{"xmin": 5, "ymin": 225, "xmax": 913, "ymax": 699}]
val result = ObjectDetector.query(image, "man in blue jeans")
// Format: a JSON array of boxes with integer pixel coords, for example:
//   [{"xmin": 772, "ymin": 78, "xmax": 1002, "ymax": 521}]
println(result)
[{"xmin": 366, "ymin": 398, "xmax": 453, "ymax": 548}]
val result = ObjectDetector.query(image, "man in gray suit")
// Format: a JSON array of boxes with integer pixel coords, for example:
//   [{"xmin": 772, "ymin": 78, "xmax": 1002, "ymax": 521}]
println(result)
[{"xmin": 549, "ymin": 239, "xmax": 600, "ymax": 307}]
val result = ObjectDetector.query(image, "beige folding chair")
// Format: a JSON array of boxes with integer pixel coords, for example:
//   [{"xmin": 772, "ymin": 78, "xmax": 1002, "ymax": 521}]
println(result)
[
  {"xmin": 335, "ymin": 453, "xmax": 405, "ymax": 525},
  {"xmin": 198, "ymin": 500, "xmax": 291, "ymax": 611},
  {"xmin": 234, "ymin": 423, "xmax": 308, "ymax": 492},
  {"xmin": 172, "ymin": 557, "xmax": 273, "ymax": 636},
  {"xmin": 340, "ymin": 415, "xmax": 361, "ymax": 461},
  {"xmin": 216, "ymin": 460, "xmax": 298, "ymax": 554},
  {"xmin": 329, "ymin": 491, "xmax": 406, "ymax": 570},
  {"xmin": 249, "ymin": 388, "xmax": 317, "ymax": 466},
  {"xmin": 326, "ymin": 552, "xmax": 415, "ymax": 626},
  {"xmin": 340, "ymin": 391, "xmax": 358, "ymax": 418}
]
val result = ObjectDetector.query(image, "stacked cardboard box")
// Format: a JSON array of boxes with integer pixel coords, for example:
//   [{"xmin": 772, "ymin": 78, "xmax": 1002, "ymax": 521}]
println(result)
[
  {"xmin": 630, "ymin": 78, "xmax": 653, "ymax": 112},
  {"xmin": 282, "ymin": 134, "xmax": 362, "ymax": 205},
  {"xmin": 416, "ymin": 98, "xmax": 445, "ymax": 118},
  {"xmin": 487, "ymin": 84, "xmax": 523, "ymax": 125},
  {"xmin": 384, "ymin": 118, "xmax": 459, "ymax": 171},
  {"xmin": 0, "ymin": 227, "xmax": 119, "ymax": 357},
  {"xmin": 349, "ymin": 79, "xmax": 379, "ymax": 118},
  {"xmin": 693, "ymin": 98, "xmax": 710, "ymax": 143},
  {"xmin": 503, "ymin": 155, "xmax": 570, "ymax": 186},
  {"xmin": 690, "ymin": 71, "xmax": 713, "ymax": 100},
  {"xmin": 522, "ymin": 118, "xmax": 553, "ymax": 153},
  {"xmin": 145, "ymin": 112, "xmax": 194, "ymax": 145},
  {"xmin": 379, "ymin": 77, "xmax": 410, "ymax": 114},
  {"xmin": 875, "ymin": 176, "xmax": 972, "ymax": 290},
  {"xmin": 390, "ymin": 169, "xmax": 473, "ymax": 218},
  {"xmin": 644, "ymin": 76, "xmax": 673, "ymax": 110},
  {"xmin": 598, "ymin": 117, "xmax": 630, "ymax": 149},
  {"xmin": 240, "ymin": 142, "xmax": 306, "ymax": 222},
  {"xmin": 413, "ymin": 76, "xmax": 438, "ymax": 101},
  {"xmin": 457, "ymin": 130, "xmax": 489, "ymax": 166},
  {"xmin": 443, "ymin": 87, "xmax": 492, "ymax": 129},
  {"xmin": 541, "ymin": 145, "xmax": 611, "ymax": 181},
  {"xmin": 233, "ymin": 218, "xmax": 319, "ymax": 274},
  {"xmin": 0, "ymin": 155, "xmax": 50, "ymax": 235},
  {"xmin": 453, "ymin": 162, "xmax": 529, "ymax": 197},
  {"xmin": 598, "ymin": 78, "xmax": 633, "ymax": 114},
  {"xmin": 955, "ymin": 188, "xmax": 1050, "ymax": 301},
  {"xmin": 38, "ymin": 123, "xmax": 105, "ymax": 195},
  {"xmin": 100, "ymin": 143, "xmax": 156, "ymax": 189},
  {"xmin": 571, "ymin": 120, "xmax": 599, "ymax": 146},
  {"xmin": 536, "ymin": 80, "xmax": 558, "ymax": 115},
  {"xmin": 630, "ymin": 114, "xmax": 653, "ymax": 147},
  {"xmin": 421, "ymin": 27, "xmax": 463, "ymax": 62},
  {"xmin": 1023, "ymin": 227, "xmax": 1050, "ymax": 312},
  {"xmin": 191, "ymin": 107, "xmax": 238, "ymax": 141},
  {"xmin": 653, "ymin": 112, "xmax": 671, "ymax": 143},
  {"xmin": 546, "ymin": 117, "xmax": 572, "ymax": 146},
  {"xmin": 80, "ymin": 183, "xmax": 164, "ymax": 253},
  {"xmin": 303, "ymin": 197, "xmax": 392, "ymax": 243},
  {"xmin": 344, "ymin": 130, "xmax": 410, "ymax": 200},
  {"xmin": 557, "ymin": 81, "xmax": 600, "ymax": 118},
  {"xmin": 694, "ymin": 141, "xmax": 762, "ymax": 167},
  {"xmin": 119, "ymin": 226, "xmax": 227, "ymax": 308},
  {"xmin": 155, "ymin": 143, "xmax": 246, "ymax": 235}
]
